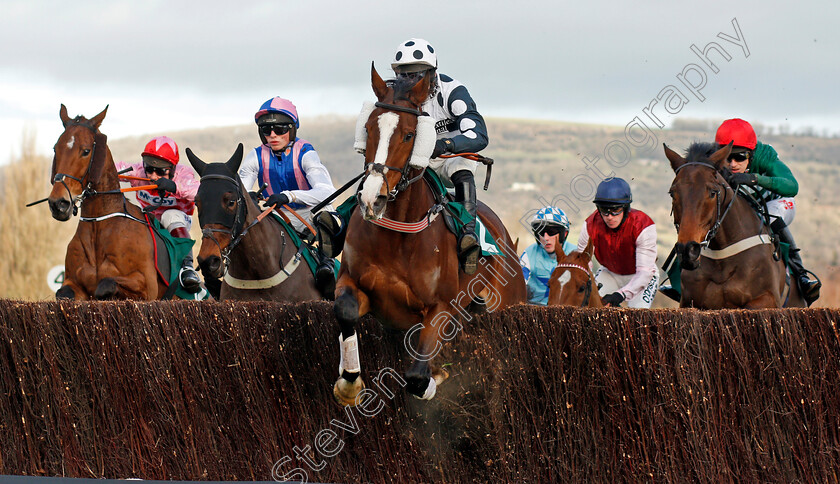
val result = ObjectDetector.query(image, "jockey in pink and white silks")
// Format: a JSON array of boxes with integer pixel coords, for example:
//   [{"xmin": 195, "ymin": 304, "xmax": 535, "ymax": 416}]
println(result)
[
  {"xmin": 314, "ymin": 38, "xmax": 490, "ymax": 275},
  {"xmin": 237, "ymin": 97, "xmax": 338, "ymax": 297},
  {"xmin": 576, "ymin": 177, "xmax": 659, "ymax": 308},
  {"xmin": 115, "ymin": 136, "xmax": 202, "ymax": 292}
]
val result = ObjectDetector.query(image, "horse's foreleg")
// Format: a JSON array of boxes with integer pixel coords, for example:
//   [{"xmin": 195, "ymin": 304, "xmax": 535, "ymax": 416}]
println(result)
[
  {"xmin": 333, "ymin": 280, "xmax": 370, "ymax": 406},
  {"xmin": 56, "ymin": 279, "xmax": 87, "ymax": 300},
  {"xmin": 98, "ymin": 272, "xmax": 152, "ymax": 300},
  {"xmin": 404, "ymin": 304, "xmax": 453, "ymax": 400}
]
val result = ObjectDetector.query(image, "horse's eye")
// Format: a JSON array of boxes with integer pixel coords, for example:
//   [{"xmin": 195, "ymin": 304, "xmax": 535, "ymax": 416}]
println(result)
[
  {"xmin": 227, "ymin": 199, "xmax": 236, "ymax": 208},
  {"xmin": 82, "ymin": 149, "xmax": 91, "ymax": 156},
  {"xmin": 578, "ymin": 285, "xmax": 586, "ymax": 293},
  {"xmin": 403, "ymin": 132, "xmax": 414, "ymax": 142},
  {"xmin": 710, "ymin": 189, "xmax": 718, "ymax": 198}
]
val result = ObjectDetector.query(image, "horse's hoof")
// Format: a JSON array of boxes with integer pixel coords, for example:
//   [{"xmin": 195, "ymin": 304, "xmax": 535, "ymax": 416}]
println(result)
[
  {"xmin": 432, "ymin": 367, "xmax": 449, "ymax": 387},
  {"xmin": 333, "ymin": 376, "xmax": 365, "ymax": 407}
]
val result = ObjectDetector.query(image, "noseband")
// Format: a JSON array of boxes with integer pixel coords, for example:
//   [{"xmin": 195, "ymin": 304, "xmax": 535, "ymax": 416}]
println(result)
[
  {"xmin": 53, "ymin": 117, "xmax": 101, "ymax": 215},
  {"xmin": 672, "ymin": 162, "xmax": 736, "ymax": 247},
  {"xmin": 360, "ymin": 101, "xmax": 428, "ymax": 200}
]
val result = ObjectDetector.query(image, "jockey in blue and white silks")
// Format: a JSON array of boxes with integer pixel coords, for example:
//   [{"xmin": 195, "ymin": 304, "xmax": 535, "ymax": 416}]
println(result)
[
  {"xmin": 519, "ymin": 206, "xmax": 577, "ymax": 305},
  {"xmin": 238, "ymin": 96, "xmax": 337, "ymax": 297},
  {"xmin": 238, "ymin": 97, "xmax": 335, "ymax": 235}
]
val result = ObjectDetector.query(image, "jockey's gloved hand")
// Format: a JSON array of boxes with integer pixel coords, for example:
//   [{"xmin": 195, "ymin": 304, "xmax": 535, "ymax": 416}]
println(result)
[
  {"xmin": 432, "ymin": 139, "xmax": 452, "ymax": 158},
  {"xmin": 602, "ymin": 292, "xmax": 625, "ymax": 307},
  {"xmin": 155, "ymin": 178, "xmax": 177, "ymax": 193},
  {"xmin": 728, "ymin": 172, "xmax": 758, "ymax": 186},
  {"xmin": 264, "ymin": 192, "xmax": 290, "ymax": 208},
  {"xmin": 248, "ymin": 191, "xmax": 262, "ymax": 205}
]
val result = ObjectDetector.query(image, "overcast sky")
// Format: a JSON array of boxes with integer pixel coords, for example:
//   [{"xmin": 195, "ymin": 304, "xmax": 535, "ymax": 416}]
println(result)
[{"xmin": 2, "ymin": 0, "xmax": 839, "ymax": 165}]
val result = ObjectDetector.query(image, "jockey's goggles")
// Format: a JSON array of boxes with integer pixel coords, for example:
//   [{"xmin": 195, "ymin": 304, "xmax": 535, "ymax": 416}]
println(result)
[
  {"xmin": 259, "ymin": 124, "xmax": 292, "ymax": 137},
  {"xmin": 728, "ymin": 152, "xmax": 749, "ymax": 162},
  {"xmin": 598, "ymin": 206, "xmax": 625, "ymax": 217},
  {"xmin": 144, "ymin": 165, "xmax": 172, "ymax": 176},
  {"xmin": 535, "ymin": 226, "xmax": 564, "ymax": 237},
  {"xmin": 396, "ymin": 70, "xmax": 428, "ymax": 83}
]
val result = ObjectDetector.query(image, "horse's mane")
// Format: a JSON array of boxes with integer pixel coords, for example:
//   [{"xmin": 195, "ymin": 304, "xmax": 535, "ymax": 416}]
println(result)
[{"xmin": 685, "ymin": 141, "xmax": 719, "ymax": 165}]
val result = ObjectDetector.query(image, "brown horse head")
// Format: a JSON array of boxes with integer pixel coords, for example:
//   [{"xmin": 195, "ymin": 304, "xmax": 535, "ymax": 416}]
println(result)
[
  {"xmin": 48, "ymin": 104, "xmax": 109, "ymax": 221},
  {"xmin": 664, "ymin": 141, "xmax": 733, "ymax": 270},
  {"xmin": 548, "ymin": 238, "xmax": 603, "ymax": 307},
  {"xmin": 357, "ymin": 63, "xmax": 436, "ymax": 220},
  {"xmin": 187, "ymin": 144, "xmax": 248, "ymax": 279}
]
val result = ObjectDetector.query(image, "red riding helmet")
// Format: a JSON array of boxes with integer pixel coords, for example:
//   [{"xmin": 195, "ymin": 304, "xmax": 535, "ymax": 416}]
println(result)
[
  {"xmin": 142, "ymin": 136, "xmax": 180, "ymax": 166},
  {"xmin": 715, "ymin": 118, "xmax": 757, "ymax": 150}
]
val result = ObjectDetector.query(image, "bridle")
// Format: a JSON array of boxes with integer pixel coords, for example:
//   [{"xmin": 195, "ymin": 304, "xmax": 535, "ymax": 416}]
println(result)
[
  {"xmin": 52, "ymin": 118, "xmax": 102, "ymax": 216},
  {"xmin": 197, "ymin": 173, "xmax": 285, "ymax": 276},
  {"xmin": 556, "ymin": 263, "xmax": 594, "ymax": 307},
  {"xmin": 672, "ymin": 161, "xmax": 736, "ymax": 247},
  {"xmin": 359, "ymin": 101, "xmax": 428, "ymax": 200}
]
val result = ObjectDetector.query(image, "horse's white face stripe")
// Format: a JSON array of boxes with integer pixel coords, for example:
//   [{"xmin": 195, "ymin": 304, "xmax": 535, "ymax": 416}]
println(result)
[
  {"xmin": 66, "ymin": 136, "xmax": 74, "ymax": 150},
  {"xmin": 557, "ymin": 270, "xmax": 571, "ymax": 289},
  {"xmin": 373, "ymin": 112, "xmax": 398, "ymax": 167},
  {"xmin": 359, "ymin": 173, "xmax": 384, "ymax": 207}
]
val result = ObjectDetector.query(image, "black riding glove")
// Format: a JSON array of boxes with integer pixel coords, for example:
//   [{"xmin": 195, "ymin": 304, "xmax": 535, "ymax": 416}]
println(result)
[
  {"xmin": 155, "ymin": 178, "xmax": 177, "ymax": 193},
  {"xmin": 728, "ymin": 172, "xmax": 758, "ymax": 186},
  {"xmin": 602, "ymin": 292, "xmax": 625, "ymax": 307},
  {"xmin": 432, "ymin": 139, "xmax": 451, "ymax": 158},
  {"xmin": 264, "ymin": 192, "xmax": 290, "ymax": 208}
]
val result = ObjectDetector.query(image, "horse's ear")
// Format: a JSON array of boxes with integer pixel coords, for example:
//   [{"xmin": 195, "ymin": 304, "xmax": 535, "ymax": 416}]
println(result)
[
  {"xmin": 225, "ymin": 143, "xmax": 244, "ymax": 174},
  {"xmin": 583, "ymin": 237, "xmax": 595, "ymax": 261},
  {"xmin": 59, "ymin": 104, "xmax": 71, "ymax": 127},
  {"xmin": 371, "ymin": 62, "xmax": 388, "ymax": 101},
  {"xmin": 185, "ymin": 148, "xmax": 207, "ymax": 176},
  {"xmin": 709, "ymin": 141, "xmax": 733, "ymax": 170},
  {"xmin": 664, "ymin": 143, "xmax": 686, "ymax": 172},
  {"xmin": 408, "ymin": 72, "xmax": 432, "ymax": 106},
  {"xmin": 89, "ymin": 105, "xmax": 109, "ymax": 131}
]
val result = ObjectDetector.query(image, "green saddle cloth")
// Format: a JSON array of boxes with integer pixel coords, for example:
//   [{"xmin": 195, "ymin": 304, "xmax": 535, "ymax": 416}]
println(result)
[
  {"xmin": 335, "ymin": 170, "xmax": 504, "ymax": 257},
  {"xmin": 270, "ymin": 212, "xmax": 339, "ymax": 279},
  {"xmin": 149, "ymin": 218, "xmax": 209, "ymax": 300}
]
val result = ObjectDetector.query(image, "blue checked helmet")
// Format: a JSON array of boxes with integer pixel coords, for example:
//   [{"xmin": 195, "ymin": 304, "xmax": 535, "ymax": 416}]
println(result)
[{"xmin": 530, "ymin": 206, "xmax": 570, "ymax": 242}]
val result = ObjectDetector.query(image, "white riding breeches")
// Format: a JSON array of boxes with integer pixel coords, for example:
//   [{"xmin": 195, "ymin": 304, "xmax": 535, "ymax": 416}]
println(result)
[
  {"xmin": 767, "ymin": 197, "xmax": 796, "ymax": 226},
  {"xmin": 595, "ymin": 267, "xmax": 659, "ymax": 309},
  {"xmin": 159, "ymin": 209, "xmax": 192, "ymax": 232}
]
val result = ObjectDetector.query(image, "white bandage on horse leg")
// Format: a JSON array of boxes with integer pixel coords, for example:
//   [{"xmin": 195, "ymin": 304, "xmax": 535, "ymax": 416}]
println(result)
[
  {"xmin": 353, "ymin": 101, "xmax": 376, "ymax": 154},
  {"xmin": 409, "ymin": 115, "xmax": 436, "ymax": 169},
  {"xmin": 419, "ymin": 374, "xmax": 437, "ymax": 400},
  {"xmin": 338, "ymin": 333, "xmax": 361, "ymax": 375}
]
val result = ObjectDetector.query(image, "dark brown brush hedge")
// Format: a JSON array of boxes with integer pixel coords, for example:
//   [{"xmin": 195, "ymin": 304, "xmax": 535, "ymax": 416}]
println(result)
[{"xmin": 0, "ymin": 300, "xmax": 838, "ymax": 482}]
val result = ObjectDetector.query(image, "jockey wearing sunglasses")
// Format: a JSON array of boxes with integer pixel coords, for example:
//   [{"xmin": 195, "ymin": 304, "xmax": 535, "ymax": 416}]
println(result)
[
  {"xmin": 519, "ymin": 206, "xmax": 577, "ymax": 305},
  {"xmin": 237, "ymin": 96, "xmax": 338, "ymax": 299},
  {"xmin": 713, "ymin": 118, "xmax": 820, "ymax": 305},
  {"xmin": 114, "ymin": 136, "xmax": 202, "ymax": 293},
  {"xmin": 577, "ymin": 177, "xmax": 659, "ymax": 308}
]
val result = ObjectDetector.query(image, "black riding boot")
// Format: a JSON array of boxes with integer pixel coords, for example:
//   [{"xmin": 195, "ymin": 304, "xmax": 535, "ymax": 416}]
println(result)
[
  {"xmin": 315, "ymin": 254, "xmax": 337, "ymax": 300},
  {"xmin": 170, "ymin": 227, "xmax": 202, "ymax": 293},
  {"xmin": 314, "ymin": 211, "xmax": 346, "ymax": 259},
  {"xmin": 773, "ymin": 220, "xmax": 821, "ymax": 306},
  {"xmin": 452, "ymin": 170, "xmax": 480, "ymax": 275}
]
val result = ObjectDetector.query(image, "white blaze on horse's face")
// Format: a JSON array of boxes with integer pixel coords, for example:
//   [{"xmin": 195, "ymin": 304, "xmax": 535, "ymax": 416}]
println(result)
[
  {"xmin": 66, "ymin": 135, "xmax": 75, "ymax": 150},
  {"xmin": 359, "ymin": 111, "xmax": 399, "ymax": 220},
  {"xmin": 557, "ymin": 270, "xmax": 571, "ymax": 290}
]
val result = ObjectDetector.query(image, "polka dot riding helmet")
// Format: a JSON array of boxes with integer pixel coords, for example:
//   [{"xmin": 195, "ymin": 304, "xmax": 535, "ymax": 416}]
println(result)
[{"xmin": 392, "ymin": 38, "xmax": 437, "ymax": 73}]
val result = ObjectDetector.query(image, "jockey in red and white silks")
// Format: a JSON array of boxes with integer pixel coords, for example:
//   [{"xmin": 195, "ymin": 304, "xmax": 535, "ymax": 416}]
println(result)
[{"xmin": 577, "ymin": 210, "xmax": 659, "ymax": 308}]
